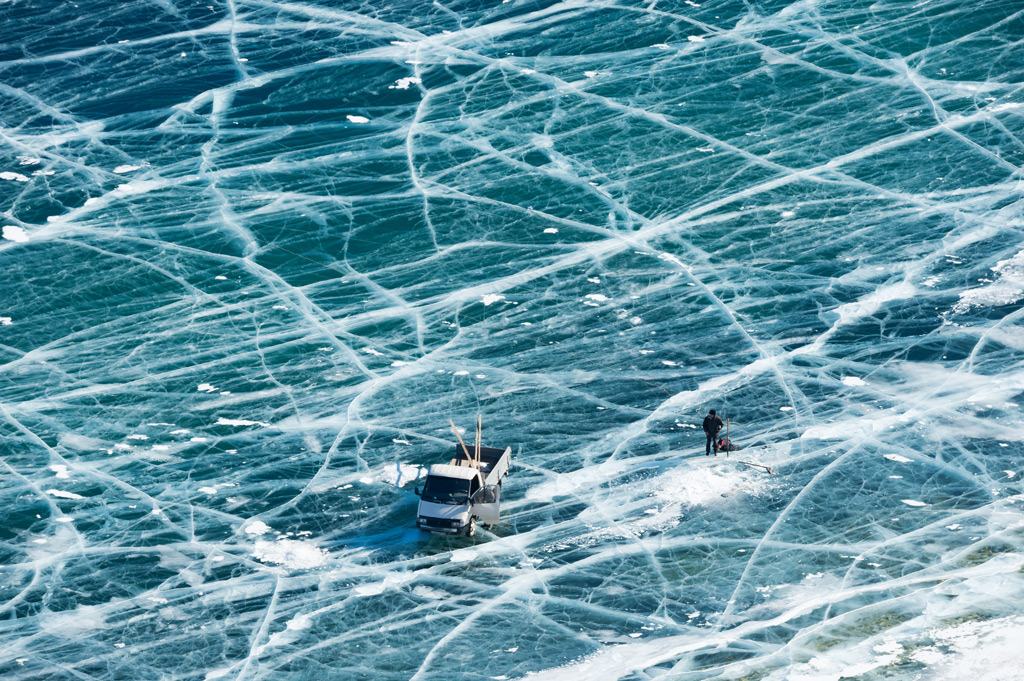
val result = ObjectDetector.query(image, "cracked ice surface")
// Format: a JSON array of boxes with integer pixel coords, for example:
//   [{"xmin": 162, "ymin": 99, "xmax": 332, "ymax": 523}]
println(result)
[{"xmin": 1, "ymin": 0, "xmax": 1023, "ymax": 680}]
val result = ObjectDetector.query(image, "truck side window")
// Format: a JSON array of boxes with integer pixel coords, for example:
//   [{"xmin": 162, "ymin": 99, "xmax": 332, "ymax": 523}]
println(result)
[{"xmin": 469, "ymin": 476, "xmax": 480, "ymax": 497}]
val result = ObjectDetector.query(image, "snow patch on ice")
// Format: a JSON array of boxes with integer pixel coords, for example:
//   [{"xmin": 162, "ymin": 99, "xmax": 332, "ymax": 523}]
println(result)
[
  {"xmin": 215, "ymin": 417, "xmax": 270, "ymax": 427},
  {"xmin": 954, "ymin": 250, "xmax": 1024, "ymax": 313},
  {"xmin": 243, "ymin": 520, "xmax": 272, "ymax": 536},
  {"xmin": 884, "ymin": 453, "xmax": 913, "ymax": 463},
  {"xmin": 253, "ymin": 538, "xmax": 327, "ymax": 569},
  {"xmin": 47, "ymin": 489, "xmax": 84, "ymax": 500},
  {"xmin": 481, "ymin": 294, "xmax": 505, "ymax": 305},
  {"xmin": 3, "ymin": 225, "xmax": 29, "ymax": 242}
]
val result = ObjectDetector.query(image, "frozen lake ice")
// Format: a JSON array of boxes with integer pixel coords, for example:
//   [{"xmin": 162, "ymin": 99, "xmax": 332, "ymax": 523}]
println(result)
[{"xmin": 2, "ymin": 0, "xmax": 1023, "ymax": 679}]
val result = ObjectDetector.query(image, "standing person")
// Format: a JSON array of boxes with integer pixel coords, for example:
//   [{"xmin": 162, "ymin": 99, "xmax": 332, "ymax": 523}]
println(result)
[{"xmin": 703, "ymin": 409, "xmax": 724, "ymax": 456}]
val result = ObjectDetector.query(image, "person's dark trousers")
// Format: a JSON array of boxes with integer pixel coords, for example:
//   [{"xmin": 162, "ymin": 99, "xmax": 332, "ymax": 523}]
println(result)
[{"xmin": 705, "ymin": 432, "xmax": 713, "ymax": 455}]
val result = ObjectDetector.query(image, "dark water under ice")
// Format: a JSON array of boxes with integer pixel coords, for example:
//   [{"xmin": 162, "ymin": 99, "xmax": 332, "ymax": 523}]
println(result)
[{"xmin": 2, "ymin": 0, "xmax": 1024, "ymax": 679}]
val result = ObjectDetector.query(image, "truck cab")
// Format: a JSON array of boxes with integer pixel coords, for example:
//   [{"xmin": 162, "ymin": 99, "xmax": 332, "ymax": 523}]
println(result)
[{"xmin": 416, "ymin": 445, "xmax": 510, "ymax": 536}]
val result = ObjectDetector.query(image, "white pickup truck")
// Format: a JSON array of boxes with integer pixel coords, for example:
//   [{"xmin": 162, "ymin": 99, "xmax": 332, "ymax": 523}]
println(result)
[{"xmin": 415, "ymin": 444, "xmax": 511, "ymax": 536}]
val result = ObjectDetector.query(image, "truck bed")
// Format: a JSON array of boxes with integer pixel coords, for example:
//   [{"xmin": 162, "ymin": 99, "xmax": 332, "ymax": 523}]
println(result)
[{"xmin": 448, "ymin": 445, "xmax": 511, "ymax": 485}]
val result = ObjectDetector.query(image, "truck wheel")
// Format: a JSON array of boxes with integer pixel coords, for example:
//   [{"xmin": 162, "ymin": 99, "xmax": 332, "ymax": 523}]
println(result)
[{"xmin": 465, "ymin": 517, "xmax": 476, "ymax": 537}]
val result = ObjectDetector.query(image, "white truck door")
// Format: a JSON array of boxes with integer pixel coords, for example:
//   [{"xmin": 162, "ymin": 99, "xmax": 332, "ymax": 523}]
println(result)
[{"xmin": 471, "ymin": 484, "xmax": 501, "ymax": 525}]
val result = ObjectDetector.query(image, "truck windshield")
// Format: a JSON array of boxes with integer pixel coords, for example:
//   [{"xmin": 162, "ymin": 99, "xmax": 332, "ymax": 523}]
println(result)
[{"xmin": 421, "ymin": 476, "xmax": 471, "ymax": 505}]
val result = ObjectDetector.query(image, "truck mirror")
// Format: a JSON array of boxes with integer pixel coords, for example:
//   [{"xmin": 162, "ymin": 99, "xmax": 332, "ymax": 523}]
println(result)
[{"xmin": 414, "ymin": 487, "xmax": 421, "ymax": 496}]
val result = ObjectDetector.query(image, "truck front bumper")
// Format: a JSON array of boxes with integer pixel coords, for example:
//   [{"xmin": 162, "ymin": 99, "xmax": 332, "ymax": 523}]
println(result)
[{"xmin": 417, "ymin": 517, "xmax": 465, "ymax": 533}]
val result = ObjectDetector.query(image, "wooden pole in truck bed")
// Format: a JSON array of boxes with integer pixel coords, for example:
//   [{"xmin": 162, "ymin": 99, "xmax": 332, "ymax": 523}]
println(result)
[
  {"xmin": 449, "ymin": 419, "xmax": 473, "ymax": 462},
  {"xmin": 475, "ymin": 414, "xmax": 482, "ymax": 465}
]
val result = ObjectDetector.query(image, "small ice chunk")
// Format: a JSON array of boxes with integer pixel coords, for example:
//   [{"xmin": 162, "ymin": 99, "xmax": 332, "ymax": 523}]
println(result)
[
  {"xmin": 687, "ymin": 35, "xmax": 706, "ymax": 42},
  {"xmin": 3, "ymin": 225, "xmax": 29, "ymax": 242},
  {"xmin": 780, "ymin": 210, "xmax": 795, "ymax": 218},
  {"xmin": 190, "ymin": 437, "xmax": 208, "ymax": 443},
  {"xmin": 780, "ymin": 406, "xmax": 794, "ymax": 411},
  {"xmin": 481, "ymin": 294, "xmax": 505, "ymax": 306},
  {"xmin": 0, "ymin": 317, "xmax": 11, "ymax": 325},
  {"xmin": 197, "ymin": 383, "xmax": 217, "ymax": 392},
  {"xmin": 286, "ymin": 614, "xmax": 311, "ymax": 630},
  {"xmin": 628, "ymin": 632, "xmax": 642, "ymax": 638},
  {"xmin": 841, "ymin": 376, "xmax": 867, "ymax": 386},
  {"xmin": 584, "ymin": 70, "xmax": 600, "ymax": 78},
  {"xmin": 347, "ymin": 115, "xmax": 370, "ymax": 123},
  {"xmin": 47, "ymin": 489, "xmax": 84, "ymax": 500},
  {"xmin": 0, "ymin": 171, "xmax": 30, "ymax": 182},
  {"xmin": 946, "ymin": 524, "xmax": 962, "ymax": 530},
  {"xmin": 362, "ymin": 348, "xmax": 384, "ymax": 356},
  {"xmin": 585, "ymin": 294, "xmax": 609, "ymax": 302},
  {"xmin": 653, "ymin": 43, "xmax": 670, "ymax": 49},
  {"xmin": 126, "ymin": 434, "xmax": 149, "ymax": 441},
  {"xmin": 543, "ymin": 227, "xmax": 559, "ymax": 234},
  {"xmin": 389, "ymin": 76, "xmax": 422, "ymax": 90},
  {"xmin": 901, "ymin": 499, "xmax": 928, "ymax": 507},
  {"xmin": 50, "ymin": 465, "xmax": 70, "ymax": 479},
  {"xmin": 359, "ymin": 477, "xmax": 374, "ymax": 485},
  {"xmin": 18, "ymin": 156, "xmax": 41, "ymax": 166},
  {"xmin": 199, "ymin": 486, "xmax": 218, "ymax": 495},
  {"xmin": 393, "ymin": 438, "xmax": 411, "ymax": 445},
  {"xmin": 214, "ymin": 275, "xmax": 227, "ymax": 281},
  {"xmin": 215, "ymin": 417, "xmax": 270, "ymax": 427},
  {"xmin": 113, "ymin": 164, "xmax": 141, "ymax": 174},
  {"xmin": 454, "ymin": 370, "xmax": 469, "ymax": 376},
  {"xmin": 661, "ymin": 360, "xmax": 677, "ymax": 366},
  {"xmin": 884, "ymin": 454, "xmax": 912, "ymax": 463},
  {"xmin": 243, "ymin": 520, "xmax": 272, "ymax": 536},
  {"xmin": 1005, "ymin": 471, "xmax": 1017, "ymax": 479}
]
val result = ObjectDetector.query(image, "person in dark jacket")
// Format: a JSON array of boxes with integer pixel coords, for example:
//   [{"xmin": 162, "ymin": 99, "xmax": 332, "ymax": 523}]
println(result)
[{"xmin": 703, "ymin": 409, "xmax": 724, "ymax": 456}]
